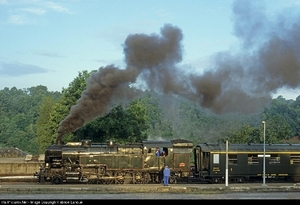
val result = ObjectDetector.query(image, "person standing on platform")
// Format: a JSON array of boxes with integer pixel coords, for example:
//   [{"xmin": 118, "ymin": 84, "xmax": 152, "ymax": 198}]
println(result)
[{"xmin": 163, "ymin": 165, "xmax": 170, "ymax": 186}]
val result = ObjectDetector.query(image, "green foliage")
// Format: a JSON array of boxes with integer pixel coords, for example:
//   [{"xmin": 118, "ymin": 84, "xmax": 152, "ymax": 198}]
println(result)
[
  {"xmin": 43, "ymin": 70, "xmax": 91, "ymax": 145},
  {"xmin": 138, "ymin": 92, "xmax": 164, "ymax": 139},
  {"xmin": 219, "ymin": 124, "xmax": 261, "ymax": 144},
  {"xmin": 36, "ymin": 96, "xmax": 56, "ymax": 153},
  {"xmin": 75, "ymin": 99, "xmax": 149, "ymax": 143},
  {"xmin": 261, "ymin": 96, "xmax": 295, "ymax": 143},
  {"xmin": 0, "ymin": 86, "xmax": 60, "ymax": 154}
]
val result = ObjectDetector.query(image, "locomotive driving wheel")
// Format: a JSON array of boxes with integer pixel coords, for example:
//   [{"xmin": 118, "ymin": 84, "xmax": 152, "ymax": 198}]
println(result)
[
  {"xmin": 51, "ymin": 175, "xmax": 62, "ymax": 184},
  {"xmin": 104, "ymin": 172, "xmax": 115, "ymax": 184},
  {"xmin": 133, "ymin": 172, "xmax": 142, "ymax": 184},
  {"xmin": 123, "ymin": 172, "xmax": 133, "ymax": 184},
  {"xmin": 86, "ymin": 175, "xmax": 98, "ymax": 184},
  {"xmin": 169, "ymin": 175, "xmax": 177, "ymax": 184},
  {"xmin": 142, "ymin": 173, "xmax": 150, "ymax": 184},
  {"xmin": 116, "ymin": 172, "xmax": 125, "ymax": 184}
]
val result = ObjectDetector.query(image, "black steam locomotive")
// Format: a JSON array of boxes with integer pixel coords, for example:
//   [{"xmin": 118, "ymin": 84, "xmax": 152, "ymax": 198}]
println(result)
[
  {"xmin": 34, "ymin": 139, "xmax": 300, "ymax": 184},
  {"xmin": 35, "ymin": 139, "xmax": 194, "ymax": 184}
]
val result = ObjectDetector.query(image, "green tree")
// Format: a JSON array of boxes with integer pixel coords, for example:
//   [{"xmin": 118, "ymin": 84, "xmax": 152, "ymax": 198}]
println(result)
[
  {"xmin": 263, "ymin": 115, "xmax": 293, "ymax": 144},
  {"xmin": 126, "ymin": 99, "xmax": 149, "ymax": 141},
  {"xmin": 139, "ymin": 92, "xmax": 163, "ymax": 139},
  {"xmin": 41, "ymin": 70, "xmax": 93, "ymax": 147},
  {"xmin": 220, "ymin": 124, "xmax": 261, "ymax": 144},
  {"xmin": 262, "ymin": 97, "xmax": 295, "ymax": 143},
  {"xmin": 36, "ymin": 96, "xmax": 56, "ymax": 153},
  {"xmin": 75, "ymin": 99, "xmax": 149, "ymax": 143},
  {"xmin": 0, "ymin": 85, "xmax": 59, "ymax": 154}
]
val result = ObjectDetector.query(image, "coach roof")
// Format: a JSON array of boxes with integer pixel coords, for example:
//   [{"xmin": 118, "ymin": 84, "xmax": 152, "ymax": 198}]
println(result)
[{"xmin": 196, "ymin": 143, "xmax": 300, "ymax": 153}]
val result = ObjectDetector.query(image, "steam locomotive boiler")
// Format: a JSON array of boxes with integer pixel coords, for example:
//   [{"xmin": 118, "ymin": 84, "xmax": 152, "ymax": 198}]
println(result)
[{"xmin": 35, "ymin": 139, "xmax": 193, "ymax": 184}]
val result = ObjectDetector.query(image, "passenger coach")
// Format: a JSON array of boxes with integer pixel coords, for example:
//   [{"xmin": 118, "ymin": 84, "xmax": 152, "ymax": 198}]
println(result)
[{"xmin": 193, "ymin": 143, "xmax": 300, "ymax": 183}]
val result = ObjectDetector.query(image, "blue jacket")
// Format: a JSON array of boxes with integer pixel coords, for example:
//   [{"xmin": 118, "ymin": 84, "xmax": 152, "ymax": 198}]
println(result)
[{"xmin": 163, "ymin": 167, "xmax": 170, "ymax": 177}]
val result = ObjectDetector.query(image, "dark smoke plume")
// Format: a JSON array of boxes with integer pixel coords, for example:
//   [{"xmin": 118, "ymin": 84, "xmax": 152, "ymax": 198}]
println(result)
[{"xmin": 57, "ymin": 0, "xmax": 300, "ymax": 143}]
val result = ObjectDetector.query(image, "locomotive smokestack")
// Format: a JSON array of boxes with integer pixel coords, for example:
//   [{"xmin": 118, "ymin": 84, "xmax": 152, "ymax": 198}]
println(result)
[
  {"xmin": 56, "ymin": 138, "xmax": 62, "ymax": 146},
  {"xmin": 56, "ymin": 131, "xmax": 63, "ymax": 145}
]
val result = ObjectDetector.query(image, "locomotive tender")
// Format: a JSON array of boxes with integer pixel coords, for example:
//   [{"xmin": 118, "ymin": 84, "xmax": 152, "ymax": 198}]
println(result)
[{"xmin": 35, "ymin": 139, "xmax": 300, "ymax": 184}]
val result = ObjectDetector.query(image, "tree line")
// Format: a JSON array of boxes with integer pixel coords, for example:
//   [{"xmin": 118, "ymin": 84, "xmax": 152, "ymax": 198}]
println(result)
[{"xmin": 1, "ymin": 70, "xmax": 299, "ymax": 154}]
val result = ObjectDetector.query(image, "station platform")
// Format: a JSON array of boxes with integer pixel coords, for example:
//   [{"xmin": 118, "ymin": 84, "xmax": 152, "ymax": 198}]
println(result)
[{"xmin": 0, "ymin": 182, "xmax": 300, "ymax": 194}]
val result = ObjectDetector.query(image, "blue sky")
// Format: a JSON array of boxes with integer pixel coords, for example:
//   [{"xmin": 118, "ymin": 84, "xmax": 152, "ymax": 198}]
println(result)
[{"xmin": 1, "ymin": 0, "xmax": 300, "ymax": 100}]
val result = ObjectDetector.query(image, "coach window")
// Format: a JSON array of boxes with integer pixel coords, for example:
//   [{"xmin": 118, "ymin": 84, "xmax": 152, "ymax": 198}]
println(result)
[
  {"xmin": 269, "ymin": 154, "xmax": 280, "ymax": 164},
  {"xmin": 213, "ymin": 154, "xmax": 219, "ymax": 164},
  {"xmin": 248, "ymin": 154, "xmax": 259, "ymax": 164},
  {"xmin": 290, "ymin": 154, "xmax": 300, "ymax": 164},
  {"xmin": 228, "ymin": 154, "xmax": 237, "ymax": 165}
]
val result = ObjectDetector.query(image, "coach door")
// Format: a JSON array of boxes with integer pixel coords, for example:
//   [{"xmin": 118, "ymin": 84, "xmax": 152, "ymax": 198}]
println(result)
[{"xmin": 200, "ymin": 152, "xmax": 210, "ymax": 176}]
